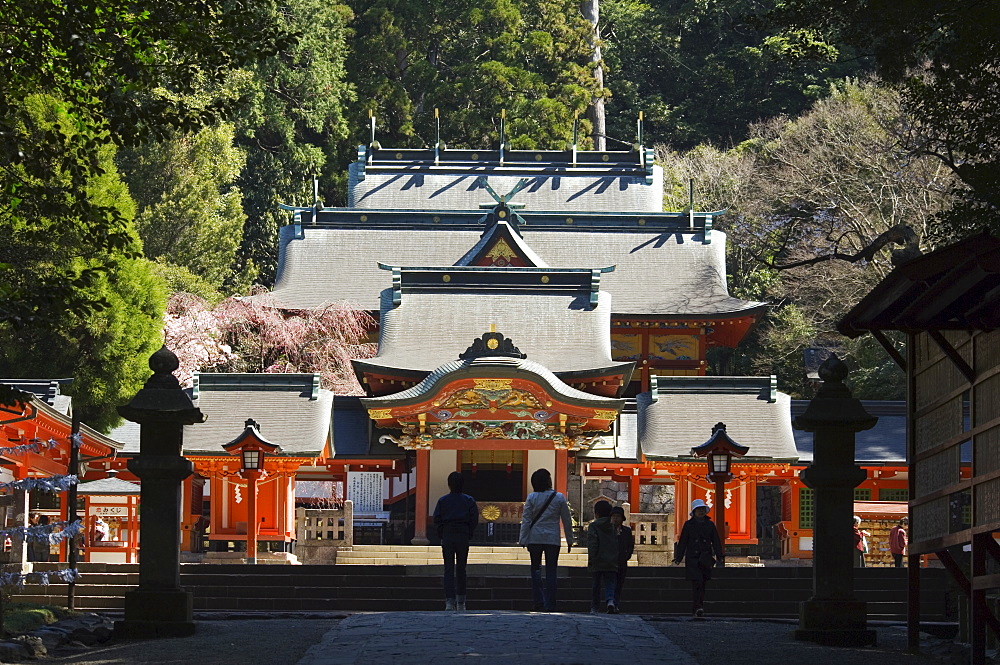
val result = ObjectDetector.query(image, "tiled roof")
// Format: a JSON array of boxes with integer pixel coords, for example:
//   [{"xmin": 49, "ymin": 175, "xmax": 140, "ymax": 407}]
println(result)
[
  {"xmin": 792, "ymin": 400, "xmax": 908, "ymax": 464},
  {"xmin": 76, "ymin": 475, "xmax": 141, "ymax": 495},
  {"xmin": 362, "ymin": 290, "xmax": 625, "ymax": 375},
  {"xmin": 330, "ymin": 396, "xmax": 404, "ymax": 458},
  {"xmin": 0, "ymin": 379, "xmax": 73, "ymax": 415},
  {"xmin": 181, "ymin": 374, "xmax": 332, "ymax": 457},
  {"xmin": 347, "ymin": 164, "xmax": 664, "ymax": 212},
  {"xmin": 638, "ymin": 377, "xmax": 798, "ymax": 461},
  {"xmin": 264, "ymin": 225, "xmax": 765, "ymax": 318}
]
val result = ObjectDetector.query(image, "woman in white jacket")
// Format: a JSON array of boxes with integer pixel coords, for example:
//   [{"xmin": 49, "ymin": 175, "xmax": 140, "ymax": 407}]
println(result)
[{"xmin": 519, "ymin": 468, "xmax": 573, "ymax": 611}]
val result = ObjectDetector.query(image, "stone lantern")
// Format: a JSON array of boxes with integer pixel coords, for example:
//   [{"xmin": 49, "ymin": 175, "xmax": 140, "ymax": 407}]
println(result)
[
  {"xmin": 115, "ymin": 346, "xmax": 205, "ymax": 639},
  {"xmin": 793, "ymin": 354, "xmax": 877, "ymax": 646}
]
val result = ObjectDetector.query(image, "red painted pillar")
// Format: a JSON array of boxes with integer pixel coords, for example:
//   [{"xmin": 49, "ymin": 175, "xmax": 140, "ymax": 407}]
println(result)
[
  {"xmin": 246, "ymin": 470, "xmax": 260, "ymax": 563},
  {"xmin": 554, "ymin": 449, "xmax": 568, "ymax": 496},
  {"xmin": 628, "ymin": 474, "xmax": 641, "ymax": 510},
  {"xmin": 412, "ymin": 449, "xmax": 430, "ymax": 545}
]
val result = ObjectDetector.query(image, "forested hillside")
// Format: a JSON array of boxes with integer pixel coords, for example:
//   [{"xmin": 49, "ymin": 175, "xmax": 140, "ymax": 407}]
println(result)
[{"xmin": 2, "ymin": 0, "xmax": 996, "ymax": 426}]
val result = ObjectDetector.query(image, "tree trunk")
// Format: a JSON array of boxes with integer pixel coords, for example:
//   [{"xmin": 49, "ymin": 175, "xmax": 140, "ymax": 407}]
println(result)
[{"xmin": 581, "ymin": 0, "xmax": 605, "ymax": 150}]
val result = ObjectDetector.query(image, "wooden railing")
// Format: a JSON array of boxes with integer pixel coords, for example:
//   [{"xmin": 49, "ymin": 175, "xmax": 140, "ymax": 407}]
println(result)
[
  {"xmin": 295, "ymin": 501, "xmax": 353, "ymax": 563},
  {"xmin": 624, "ymin": 509, "xmax": 674, "ymax": 566}
]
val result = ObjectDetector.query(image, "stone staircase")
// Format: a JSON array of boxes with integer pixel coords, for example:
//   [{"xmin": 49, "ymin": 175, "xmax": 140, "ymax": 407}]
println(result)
[
  {"xmin": 336, "ymin": 545, "xmax": 590, "ymax": 566},
  {"xmin": 16, "ymin": 562, "xmax": 954, "ymax": 622}
]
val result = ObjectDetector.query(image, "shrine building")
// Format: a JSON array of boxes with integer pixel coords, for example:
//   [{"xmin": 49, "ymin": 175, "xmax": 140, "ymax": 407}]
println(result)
[
  {"xmin": 231, "ymin": 140, "xmax": 795, "ymax": 549},
  {"xmin": 2, "ymin": 140, "xmax": 916, "ymax": 563}
]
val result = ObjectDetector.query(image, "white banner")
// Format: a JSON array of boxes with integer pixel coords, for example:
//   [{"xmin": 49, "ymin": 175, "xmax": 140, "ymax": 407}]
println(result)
[
  {"xmin": 89, "ymin": 506, "xmax": 128, "ymax": 517},
  {"xmin": 347, "ymin": 471, "xmax": 384, "ymax": 513}
]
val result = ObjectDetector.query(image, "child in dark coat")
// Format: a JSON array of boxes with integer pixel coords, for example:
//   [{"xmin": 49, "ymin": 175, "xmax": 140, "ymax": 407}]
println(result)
[
  {"xmin": 588, "ymin": 500, "xmax": 620, "ymax": 614},
  {"xmin": 673, "ymin": 499, "xmax": 724, "ymax": 617},
  {"xmin": 610, "ymin": 506, "xmax": 634, "ymax": 610},
  {"xmin": 433, "ymin": 471, "xmax": 479, "ymax": 611}
]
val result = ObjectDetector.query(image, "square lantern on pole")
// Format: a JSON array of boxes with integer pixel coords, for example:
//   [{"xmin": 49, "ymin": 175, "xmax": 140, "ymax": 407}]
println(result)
[
  {"xmin": 690, "ymin": 422, "xmax": 749, "ymax": 552},
  {"xmin": 222, "ymin": 418, "xmax": 282, "ymax": 564}
]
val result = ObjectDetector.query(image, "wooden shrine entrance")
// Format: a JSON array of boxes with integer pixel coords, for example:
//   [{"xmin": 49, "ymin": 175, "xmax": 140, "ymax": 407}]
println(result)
[
  {"xmin": 361, "ymin": 330, "xmax": 630, "ymax": 545},
  {"xmin": 460, "ymin": 450, "xmax": 524, "ymax": 502}
]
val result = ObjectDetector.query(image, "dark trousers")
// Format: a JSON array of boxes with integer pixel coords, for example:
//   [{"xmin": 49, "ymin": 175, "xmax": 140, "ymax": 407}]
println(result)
[
  {"xmin": 614, "ymin": 563, "xmax": 627, "ymax": 606},
  {"xmin": 441, "ymin": 534, "xmax": 469, "ymax": 599},
  {"xmin": 892, "ymin": 553, "xmax": 904, "ymax": 567},
  {"xmin": 527, "ymin": 544, "xmax": 560, "ymax": 610},
  {"xmin": 854, "ymin": 549, "xmax": 866, "ymax": 568},
  {"xmin": 591, "ymin": 570, "xmax": 617, "ymax": 610},
  {"xmin": 692, "ymin": 579, "xmax": 706, "ymax": 612}
]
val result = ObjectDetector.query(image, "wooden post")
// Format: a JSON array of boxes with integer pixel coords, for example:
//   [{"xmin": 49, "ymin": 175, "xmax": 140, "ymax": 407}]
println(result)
[
  {"xmin": 246, "ymin": 471, "xmax": 260, "ymax": 564},
  {"xmin": 554, "ymin": 449, "xmax": 569, "ymax": 496},
  {"xmin": 628, "ymin": 474, "xmax": 641, "ymax": 511},
  {"xmin": 714, "ymin": 477, "xmax": 726, "ymax": 556},
  {"xmin": 67, "ymin": 413, "xmax": 80, "ymax": 610}
]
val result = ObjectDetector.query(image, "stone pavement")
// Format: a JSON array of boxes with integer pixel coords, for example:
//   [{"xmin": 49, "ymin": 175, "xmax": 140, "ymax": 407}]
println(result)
[
  {"xmin": 45, "ymin": 612, "xmax": 961, "ymax": 665},
  {"xmin": 296, "ymin": 611, "xmax": 696, "ymax": 665}
]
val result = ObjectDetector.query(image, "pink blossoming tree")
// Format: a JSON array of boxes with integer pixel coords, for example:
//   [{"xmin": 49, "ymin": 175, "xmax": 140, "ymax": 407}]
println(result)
[{"xmin": 164, "ymin": 289, "xmax": 376, "ymax": 394}]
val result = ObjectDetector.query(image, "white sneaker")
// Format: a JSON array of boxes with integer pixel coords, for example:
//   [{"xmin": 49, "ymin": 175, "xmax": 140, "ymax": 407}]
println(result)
[
  {"xmin": 445, "ymin": 599, "xmax": 457, "ymax": 611},
  {"xmin": 456, "ymin": 596, "xmax": 466, "ymax": 611}
]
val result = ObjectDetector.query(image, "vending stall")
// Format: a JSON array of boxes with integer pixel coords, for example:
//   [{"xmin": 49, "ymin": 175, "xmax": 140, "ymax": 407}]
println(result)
[{"xmin": 75, "ymin": 473, "xmax": 140, "ymax": 563}]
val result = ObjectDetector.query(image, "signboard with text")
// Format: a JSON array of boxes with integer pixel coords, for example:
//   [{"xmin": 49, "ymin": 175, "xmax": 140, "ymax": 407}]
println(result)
[
  {"xmin": 89, "ymin": 505, "xmax": 129, "ymax": 517},
  {"xmin": 347, "ymin": 471, "xmax": 384, "ymax": 514}
]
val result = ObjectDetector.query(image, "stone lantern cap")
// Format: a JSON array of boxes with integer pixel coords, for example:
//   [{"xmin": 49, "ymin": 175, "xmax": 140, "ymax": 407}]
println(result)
[
  {"xmin": 793, "ymin": 355, "xmax": 877, "ymax": 433},
  {"xmin": 117, "ymin": 346, "xmax": 206, "ymax": 425}
]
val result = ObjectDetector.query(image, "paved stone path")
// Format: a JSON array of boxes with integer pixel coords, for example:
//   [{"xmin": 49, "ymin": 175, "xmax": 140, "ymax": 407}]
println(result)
[{"xmin": 296, "ymin": 611, "xmax": 696, "ymax": 665}]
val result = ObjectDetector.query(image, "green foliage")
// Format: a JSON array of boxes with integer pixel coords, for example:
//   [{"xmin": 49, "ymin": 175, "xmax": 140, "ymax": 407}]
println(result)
[
  {"xmin": 0, "ymin": 0, "xmax": 295, "ymax": 324},
  {"xmin": 0, "ymin": 256, "xmax": 166, "ymax": 432},
  {"xmin": 600, "ymin": 0, "xmax": 869, "ymax": 149},
  {"xmin": 749, "ymin": 304, "xmax": 817, "ymax": 398},
  {"xmin": 770, "ymin": 0, "xmax": 1000, "ymax": 241},
  {"xmin": 342, "ymin": 0, "xmax": 599, "ymax": 151},
  {"xmin": 149, "ymin": 262, "xmax": 224, "ymax": 306},
  {"xmin": 671, "ymin": 80, "xmax": 948, "ymax": 395},
  {"xmin": 842, "ymin": 333, "xmax": 905, "ymax": 400},
  {"xmin": 0, "ymin": 95, "xmax": 165, "ymax": 431},
  {"xmin": 3, "ymin": 601, "xmax": 76, "ymax": 636},
  {"xmin": 234, "ymin": 0, "xmax": 355, "ymax": 284},
  {"xmin": 120, "ymin": 122, "xmax": 249, "ymax": 290}
]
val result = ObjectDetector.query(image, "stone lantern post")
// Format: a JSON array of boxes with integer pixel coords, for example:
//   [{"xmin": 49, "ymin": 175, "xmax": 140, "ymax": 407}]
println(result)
[
  {"xmin": 115, "ymin": 346, "xmax": 205, "ymax": 639},
  {"xmin": 793, "ymin": 355, "xmax": 877, "ymax": 646}
]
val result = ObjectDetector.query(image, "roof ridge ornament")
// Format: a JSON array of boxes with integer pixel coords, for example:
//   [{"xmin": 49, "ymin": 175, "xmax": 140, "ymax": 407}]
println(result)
[{"xmin": 459, "ymin": 330, "xmax": 527, "ymax": 360}]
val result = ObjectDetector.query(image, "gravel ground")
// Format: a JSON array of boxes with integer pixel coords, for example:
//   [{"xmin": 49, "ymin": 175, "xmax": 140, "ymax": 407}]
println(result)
[
  {"xmin": 649, "ymin": 618, "xmax": 944, "ymax": 665},
  {"xmin": 45, "ymin": 616, "xmax": 339, "ymax": 665},
  {"xmin": 35, "ymin": 613, "xmax": 976, "ymax": 665}
]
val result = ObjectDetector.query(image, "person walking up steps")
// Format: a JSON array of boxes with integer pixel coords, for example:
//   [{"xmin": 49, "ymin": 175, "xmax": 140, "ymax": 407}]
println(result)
[
  {"xmin": 610, "ymin": 506, "xmax": 634, "ymax": 610},
  {"xmin": 673, "ymin": 499, "xmax": 724, "ymax": 618},
  {"xmin": 588, "ymin": 500, "xmax": 619, "ymax": 614},
  {"xmin": 519, "ymin": 468, "xmax": 573, "ymax": 612},
  {"xmin": 433, "ymin": 471, "xmax": 479, "ymax": 611}
]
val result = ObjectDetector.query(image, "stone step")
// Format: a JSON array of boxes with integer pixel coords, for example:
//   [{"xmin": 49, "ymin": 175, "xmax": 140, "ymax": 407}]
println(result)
[{"xmin": 14, "ymin": 566, "xmax": 951, "ymax": 622}]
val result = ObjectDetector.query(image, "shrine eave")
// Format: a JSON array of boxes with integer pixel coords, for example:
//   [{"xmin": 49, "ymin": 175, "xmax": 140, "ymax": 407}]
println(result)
[
  {"xmin": 291, "ymin": 208, "xmax": 720, "ymax": 233},
  {"xmin": 361, "ymin": 357, "xmax": 627, "ymax": 411},
  {"xmin": 839, "ymin": 232, "xmax": 1000, "ymax": 336},
  {"xmin": 76, "ymin": 476, "xmax": 141, "ymax": 495}
]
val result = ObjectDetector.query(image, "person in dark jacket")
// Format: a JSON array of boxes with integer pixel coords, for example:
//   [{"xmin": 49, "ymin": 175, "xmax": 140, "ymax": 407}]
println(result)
[
  {"xmin": 673, "ymin": 499, "xmax": 724, "ymax": 617},
  {"xmin": 610, "ymin": 506, "xmax": 634, "ymax": 610},
  {"xmin": 433, "ymin": 471, "xmax": 479, "ymax": 610},
  {"xmin": 588, "ymin": 500, "xmax": 619, "ymax": 614}
]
